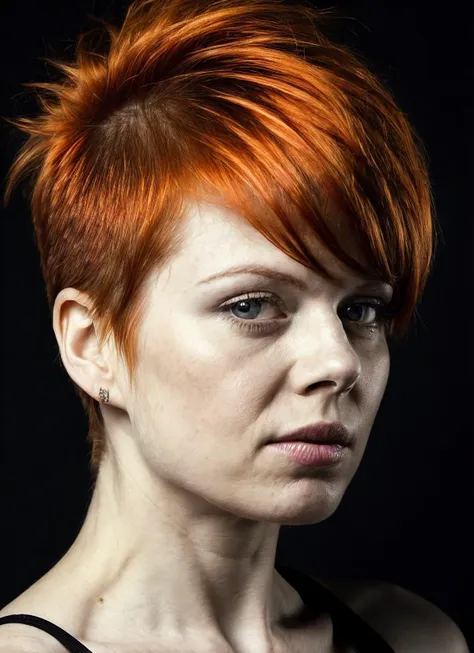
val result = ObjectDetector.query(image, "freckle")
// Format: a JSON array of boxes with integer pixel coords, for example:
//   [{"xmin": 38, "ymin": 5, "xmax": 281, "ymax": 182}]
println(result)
[{"xmin": 98, "ymin": 597, "xmax": 104, "ymax": 603}]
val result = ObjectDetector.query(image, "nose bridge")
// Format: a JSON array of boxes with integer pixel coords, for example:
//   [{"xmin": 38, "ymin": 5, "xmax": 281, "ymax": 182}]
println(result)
[{"xmin": 292, "ymin": 306, "xmax": 361, "ymax": 393}]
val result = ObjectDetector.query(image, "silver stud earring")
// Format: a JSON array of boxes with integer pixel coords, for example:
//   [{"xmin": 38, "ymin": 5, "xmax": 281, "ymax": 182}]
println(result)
[{"xmin": 98, "ymin": 387, "xmax": 110, "ymax": 403}]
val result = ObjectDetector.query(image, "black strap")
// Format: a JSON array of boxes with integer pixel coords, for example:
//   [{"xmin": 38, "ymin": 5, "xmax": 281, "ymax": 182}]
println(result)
[
  {"xmin": 276, "ymin": 564, "xmax": 396, "ymax": 653},
  {"xmin": 0, "ymin": 614, "xmax": 94, "ymax": 653}
]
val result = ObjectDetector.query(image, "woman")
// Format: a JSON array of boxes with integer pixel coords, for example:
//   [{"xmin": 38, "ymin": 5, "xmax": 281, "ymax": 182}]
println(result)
[{"xmin": 0, "ymin": 0, "xmax": 468, "ymax": 651}]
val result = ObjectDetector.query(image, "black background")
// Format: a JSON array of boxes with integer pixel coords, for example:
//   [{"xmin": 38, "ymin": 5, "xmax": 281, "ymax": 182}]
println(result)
[{"xmin": 1, "ymin": 0, "xmax": 473, "ymax": 648}]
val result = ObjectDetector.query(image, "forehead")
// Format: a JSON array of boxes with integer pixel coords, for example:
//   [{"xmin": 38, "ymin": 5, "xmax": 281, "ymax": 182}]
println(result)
[{"xmin": 164, "ymin": 199, "xmax": 372, "ymax": 289}]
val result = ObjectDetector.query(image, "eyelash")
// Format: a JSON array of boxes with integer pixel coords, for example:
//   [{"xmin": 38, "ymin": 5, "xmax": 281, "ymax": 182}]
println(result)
[{"xmin": 218, "ymin": 291, "xmax": 393, "ymax": 335}]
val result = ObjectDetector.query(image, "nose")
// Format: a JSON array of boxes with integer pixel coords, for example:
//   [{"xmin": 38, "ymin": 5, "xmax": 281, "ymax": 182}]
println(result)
[{"xmin": 290, "ymin": 313, "xmax": 362, "ymax": 398}]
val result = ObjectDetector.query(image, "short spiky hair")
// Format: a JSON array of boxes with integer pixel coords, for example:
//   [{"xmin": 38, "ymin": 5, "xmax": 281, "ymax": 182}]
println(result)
[{"xmin": 5, "ymin": 0, "xmax": 434, "ymax": 474}]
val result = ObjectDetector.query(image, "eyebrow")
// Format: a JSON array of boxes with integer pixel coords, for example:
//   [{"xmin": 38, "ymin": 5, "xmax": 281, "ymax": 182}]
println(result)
[{"xmin": 197, "ymin": 264, "xmax": 393, "ymax": 294}]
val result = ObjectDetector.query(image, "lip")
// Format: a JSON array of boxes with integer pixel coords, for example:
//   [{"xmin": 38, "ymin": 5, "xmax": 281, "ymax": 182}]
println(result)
[
  {"xmin": 267, "ymin": 441, "xmax": 347, "ymax": 467},
  {"xmin": 268, "ymin": 421, "xmax": 353, "ymax": 447}
]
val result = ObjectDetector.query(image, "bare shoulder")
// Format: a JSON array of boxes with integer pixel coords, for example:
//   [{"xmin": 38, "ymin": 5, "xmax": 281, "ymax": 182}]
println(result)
[
  {"xmin": 0, "ymin": 631, "xmax": 47, "ymax": 653},
  {"xmin": 319, "ymin": 577, "xmax": 469, "ymax": 653},
  {"xmin": 0, "ymin": 622, "xmax": 47, "ymax": 653},
  {"xmin": 0, "ymin": 604, "xmax": 53, "ymax": 653}
]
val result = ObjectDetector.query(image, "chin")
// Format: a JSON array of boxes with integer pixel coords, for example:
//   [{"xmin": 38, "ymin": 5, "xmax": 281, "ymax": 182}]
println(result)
[
  {"xmin": 271, "ymin": 500, "xmax": 343, "ymax": 526},
  {"xmin": 232, "ymin": 485, "xmax": 346, "ymax": 526}
]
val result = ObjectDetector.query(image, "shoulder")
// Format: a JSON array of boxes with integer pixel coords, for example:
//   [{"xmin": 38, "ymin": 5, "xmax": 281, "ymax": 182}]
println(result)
[
  {"xmin": 318, "ymin": 577, "xmax": 469, "ymax": 653},
  {"xmin": 0, "ymin": 623, "xmax": 47, "ymax": 653},
  {"xmin": 0, "ymin": 606, "xmax": 54, "ymax": 653},
  {"xmin": 0, "ymin": 634, "xmax": 46, "ymax": 653}
]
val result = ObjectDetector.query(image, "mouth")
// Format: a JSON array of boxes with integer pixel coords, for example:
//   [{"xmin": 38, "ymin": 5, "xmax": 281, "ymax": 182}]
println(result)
[
  {"xmin": 268, "ymin": 421, "xmax": 353, "ymax": 448},
  {"xmin": 267, "ymin": 440, "xmax": 349, "ymax": 467}
]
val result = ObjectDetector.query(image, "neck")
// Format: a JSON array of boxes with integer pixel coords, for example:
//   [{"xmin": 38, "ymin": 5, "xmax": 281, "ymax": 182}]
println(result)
[{"xmin": 54, "ymin": 444, "xmax": 296, "ymax": 653}]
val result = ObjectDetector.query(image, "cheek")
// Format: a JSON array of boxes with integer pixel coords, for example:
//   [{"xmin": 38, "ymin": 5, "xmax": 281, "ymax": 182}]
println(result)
[
  {"xmin": 360, "ymin": 344, "xmax": 390, "ymax": 414},
  {"xmin": 128, "ymin": 319, "xmax": 267, "ymax": 454},
  {"xmin": 377, "ymin": 345, "xmax": 390, "ymax": 392}
]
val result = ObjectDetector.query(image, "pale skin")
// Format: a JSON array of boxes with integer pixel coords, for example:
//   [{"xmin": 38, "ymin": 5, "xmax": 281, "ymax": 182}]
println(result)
[{"xmin": 0, "ymin": 201, "xmax": 468, "ymax": 652}]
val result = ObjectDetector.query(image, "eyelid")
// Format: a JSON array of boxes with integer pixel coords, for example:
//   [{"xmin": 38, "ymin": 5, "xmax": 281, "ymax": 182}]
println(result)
[
  {"xmin": 219, "ymin": 289, "xmax": 392, "ymax": 311},
  {"xmin": 342, "ymin": 296, "xmax": 390, "ymax": 307},
  {"xmin": 219, "ymin": 290, "xmax": 285, "ymax": 307}
]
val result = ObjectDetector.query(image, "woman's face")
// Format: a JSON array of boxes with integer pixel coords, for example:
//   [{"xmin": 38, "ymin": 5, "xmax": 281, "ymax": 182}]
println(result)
[{"xmin": 112, "ymin": 200, "xmax": 392, "ymax": 525}]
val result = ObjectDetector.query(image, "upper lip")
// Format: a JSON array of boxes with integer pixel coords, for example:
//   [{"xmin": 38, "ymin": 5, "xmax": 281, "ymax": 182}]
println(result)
[{"xmin": 268, "ymin": 421, "xmax": 353, "ymax": 447}]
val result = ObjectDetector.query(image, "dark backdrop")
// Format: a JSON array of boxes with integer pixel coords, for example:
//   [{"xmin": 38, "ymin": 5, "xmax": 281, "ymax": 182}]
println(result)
[{"xmin": 1, "ymin": 0, "xmax": 473, "ymax": 648}]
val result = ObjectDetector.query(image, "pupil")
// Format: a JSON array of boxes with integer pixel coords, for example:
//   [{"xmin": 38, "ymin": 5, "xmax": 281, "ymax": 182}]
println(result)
[
  {"xmin": 238, "ymin": 301, "xmax": 251, "ymax": 314},
  {"xmin": 348, "ymin": 304, "xmax": 364, "ymax": 320}
]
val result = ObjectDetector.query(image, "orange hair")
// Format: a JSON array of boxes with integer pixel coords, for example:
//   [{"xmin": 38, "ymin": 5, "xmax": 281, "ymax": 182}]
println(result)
[{"xmin": 4, "ymin": 0, "xmax": 435, "ymax": 474}]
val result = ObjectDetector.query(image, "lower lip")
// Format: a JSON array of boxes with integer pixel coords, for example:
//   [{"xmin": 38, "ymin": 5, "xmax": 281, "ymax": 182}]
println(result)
[{"xmin": 267, "ymin": 441, "xmax": 348, "ymax": 467}]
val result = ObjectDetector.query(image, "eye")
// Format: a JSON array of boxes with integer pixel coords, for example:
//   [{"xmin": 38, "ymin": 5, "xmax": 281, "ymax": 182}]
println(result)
[
  {"xmin": 217, "ymin": 292, "xmax": 393, "ymax": 336},
  {"xmin": 218, "ymin": 291, "xmax": 286, "ymax": 334},
  {"xmin": 341, "ymin": 299, "xmax": 392, "ymax": 331}
]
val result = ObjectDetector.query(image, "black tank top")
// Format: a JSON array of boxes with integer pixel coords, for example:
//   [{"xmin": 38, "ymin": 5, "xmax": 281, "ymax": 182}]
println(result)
[{"xmin": 0, "ymin": 564, "xmax": 395, "ymax": 652}]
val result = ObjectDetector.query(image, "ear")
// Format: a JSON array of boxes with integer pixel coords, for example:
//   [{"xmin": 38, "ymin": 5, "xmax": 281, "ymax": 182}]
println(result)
[{"xmin": 52, "ymin": 288, "xmax": 127, "ymax": 410}]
